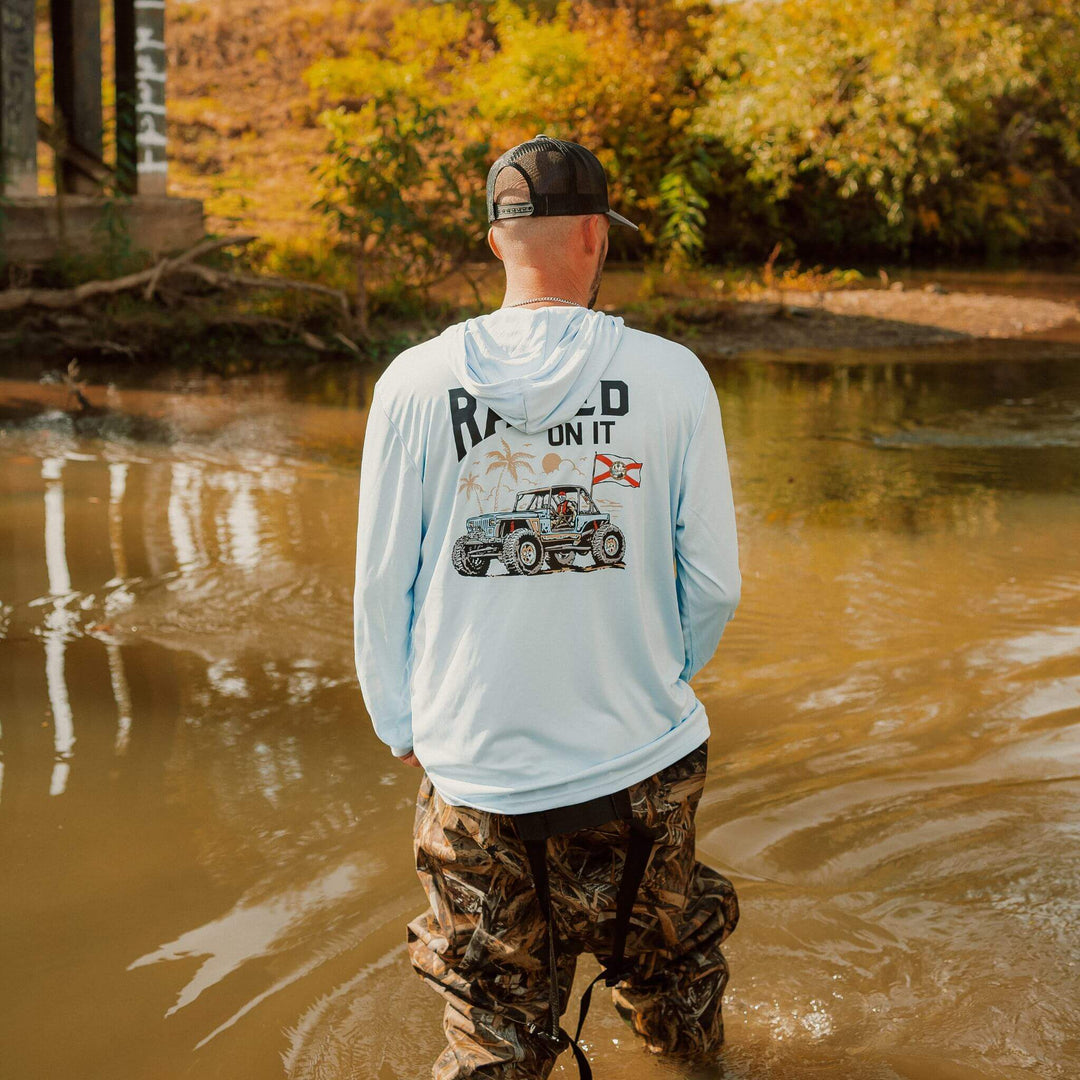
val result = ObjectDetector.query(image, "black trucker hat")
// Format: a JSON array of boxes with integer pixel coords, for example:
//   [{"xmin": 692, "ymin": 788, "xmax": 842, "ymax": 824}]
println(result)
[{"xmin": 486, "ymin": 133, "xmax": 639, "ymax": 231}]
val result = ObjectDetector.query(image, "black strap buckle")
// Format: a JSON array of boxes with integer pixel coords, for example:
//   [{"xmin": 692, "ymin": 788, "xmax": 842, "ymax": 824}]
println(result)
[
  {"xmin": 526, "ymin": 1022, "xmax": 569, "ymax": 1051},
  {"xmin": 600, "ymin": 954, "xmax": 634, "ymax": 987}
]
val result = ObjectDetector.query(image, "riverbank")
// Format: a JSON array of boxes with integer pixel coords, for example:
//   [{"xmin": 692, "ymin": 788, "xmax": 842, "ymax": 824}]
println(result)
[
  {"xmin": 655, "ymin": 285, "xmax": 1080, "ymax": 362},
  {"xmin": 1, "ymin": 266, "xmax": 1077, "ymax": 375}
]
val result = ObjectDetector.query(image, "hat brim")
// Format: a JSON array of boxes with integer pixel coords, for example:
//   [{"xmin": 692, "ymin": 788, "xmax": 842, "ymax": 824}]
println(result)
[{"xmin": 606, "ymin": 208, "xmax": 639, "ymax": 231}]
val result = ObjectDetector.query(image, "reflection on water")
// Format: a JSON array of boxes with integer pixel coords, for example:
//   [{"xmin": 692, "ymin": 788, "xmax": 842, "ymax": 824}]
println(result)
[{"xmin": 1, "ymin": 345, "xmax": 1079, "ymax": 1080}]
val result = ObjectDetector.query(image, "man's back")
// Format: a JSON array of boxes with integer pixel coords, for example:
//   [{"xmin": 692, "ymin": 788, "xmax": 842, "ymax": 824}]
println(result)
[{"xmin": 354, "ymin": 304, "xmax": 741, "ymax": 813}]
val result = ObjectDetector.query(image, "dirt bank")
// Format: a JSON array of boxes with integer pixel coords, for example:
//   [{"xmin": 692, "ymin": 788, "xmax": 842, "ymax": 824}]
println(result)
[
  {"xmin": 644, "ymin": 286, "xmax": 1080, "ymax": 360},
  {"xmin": 2, "ymin": 278, "xmax": 1077, "ymax": 375}
]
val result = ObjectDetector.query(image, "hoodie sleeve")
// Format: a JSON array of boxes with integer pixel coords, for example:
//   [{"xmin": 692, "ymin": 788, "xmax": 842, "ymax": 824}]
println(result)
[
  {"xmin": 675, "ymin": 377, "xmax": 741, "ymax": 683},
  {"xmin": 353, "ymin": 389, "xmax": 423, "ymax": 757}
]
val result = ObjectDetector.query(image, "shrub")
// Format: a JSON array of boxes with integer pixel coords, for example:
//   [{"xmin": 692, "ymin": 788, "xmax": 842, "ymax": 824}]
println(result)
[
  {"xmin": 692, "ymin": 0, "xmax": 1080, "ymax": 258},
  {"xmin": 304, "ymin": 0, "xmax": 1080, "ymax": 305}
]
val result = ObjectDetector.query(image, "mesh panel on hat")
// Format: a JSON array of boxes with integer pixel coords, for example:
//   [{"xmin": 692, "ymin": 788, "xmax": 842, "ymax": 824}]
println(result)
[
  {"xmin": 492, "ymin": 164, "xmax": 533, "ymax": 206},
  {"xmin": 563, "ymin": 143, "xmax": 606, "ymax": 196},
  {"xmin": 518, "ymin": 145, "xmax": 572, "ymax": 195}
]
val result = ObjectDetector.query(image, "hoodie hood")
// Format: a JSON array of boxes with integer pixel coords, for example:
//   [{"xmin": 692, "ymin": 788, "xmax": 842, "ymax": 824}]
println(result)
[{"xmin": 443, "ymin": 306, "xmax": 625, "ymax": 435}]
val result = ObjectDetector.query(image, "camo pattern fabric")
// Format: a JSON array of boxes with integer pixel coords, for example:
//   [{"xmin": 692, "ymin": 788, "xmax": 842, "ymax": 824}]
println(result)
[{"xmin": 406, "ymin": 740, "xmax": 739, "ymax": 1079}]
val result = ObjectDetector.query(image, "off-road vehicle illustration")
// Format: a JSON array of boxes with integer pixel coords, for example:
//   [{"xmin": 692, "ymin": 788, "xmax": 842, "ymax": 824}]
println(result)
[{"xmin": 452, "ymin": 484, "xmax": 626, "ymax": 576}]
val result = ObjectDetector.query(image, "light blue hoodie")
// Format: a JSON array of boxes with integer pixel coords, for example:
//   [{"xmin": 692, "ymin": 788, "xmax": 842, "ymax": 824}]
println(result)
[{"xmin": 353, "ymin": 306, "xmax": 740, "ymax": 814}]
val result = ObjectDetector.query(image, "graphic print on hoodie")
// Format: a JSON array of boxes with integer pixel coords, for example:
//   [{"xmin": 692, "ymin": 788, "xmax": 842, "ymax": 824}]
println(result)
[
  {"xmin": 353, "ymin": 306, "xmax": 741, "ymax": 814},
  {"xmin": 446, "ymin": 307, "xmax": 641, "ymax": 578},
  {"xmin": 451, "ymin": 433, "xmax": 643, "ymax": 576}
]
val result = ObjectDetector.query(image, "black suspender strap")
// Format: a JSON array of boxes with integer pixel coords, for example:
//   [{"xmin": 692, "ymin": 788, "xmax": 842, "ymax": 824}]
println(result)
[
  {"xmin": 512, "ymin": 787, "xmax": 656, "ymax": 1080},
  {"xmin": 572, "ymin": 819, "xmax": 655, "ymax": 1047},
  {"xmin": 520, "ymin": 835, "xmax": 566, "ymax": 1049}
]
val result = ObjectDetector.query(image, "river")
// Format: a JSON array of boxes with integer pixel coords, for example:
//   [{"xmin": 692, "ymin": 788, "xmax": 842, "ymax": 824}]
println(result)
[{"xmin": 1, "ymin": 323, "xmax": 1079, "ymax": 1079}]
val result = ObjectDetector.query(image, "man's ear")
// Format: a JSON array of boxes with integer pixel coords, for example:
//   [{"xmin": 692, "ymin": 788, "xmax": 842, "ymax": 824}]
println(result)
[
  {"xmin": 581, "ymin": 213, "xmax": 604, "ymax": 255},
  {"xmin": 487, "ymin": 227, "xmax": 503, "ymax": 261}
]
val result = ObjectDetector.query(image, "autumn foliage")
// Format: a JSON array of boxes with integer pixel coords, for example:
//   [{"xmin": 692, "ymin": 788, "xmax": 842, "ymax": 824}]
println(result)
[{"xmin": 301, "ymin": 0, "xmax": 1080, "ymax": 304}]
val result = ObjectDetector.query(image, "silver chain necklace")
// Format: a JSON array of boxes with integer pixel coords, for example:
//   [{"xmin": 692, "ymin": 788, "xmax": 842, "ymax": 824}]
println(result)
[{"xmin": 505, "ymin": 296, "xmax": 580, "ymax": 308}]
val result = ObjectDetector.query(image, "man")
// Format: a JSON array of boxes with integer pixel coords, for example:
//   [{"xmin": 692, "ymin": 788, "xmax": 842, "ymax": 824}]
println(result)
[{"xmin": 353, "ymin": 134, "xmax": 741, "ymax": 1079}]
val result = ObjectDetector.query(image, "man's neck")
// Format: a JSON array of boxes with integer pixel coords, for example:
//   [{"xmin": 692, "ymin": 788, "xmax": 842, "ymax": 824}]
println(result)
[
  {"xmin": 501, "ymin": 271, "xmax": 590, "ymax": 309},
  {"xmin": 503, "ymin": 296, "xmax": 582, "ymax": 309}
]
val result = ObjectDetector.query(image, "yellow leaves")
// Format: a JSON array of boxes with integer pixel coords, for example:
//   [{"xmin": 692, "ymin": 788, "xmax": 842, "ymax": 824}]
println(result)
[
  {"xmin": 472, "ymin": 6, "xmax": 590, "ymax": 118},
  {"xmin": 299, "ymin": 0, "xmax": 1080, "ymax": 270},
  {"xmin": 386, "ymin": 5, "xmax": 473, "ymax": 66}
]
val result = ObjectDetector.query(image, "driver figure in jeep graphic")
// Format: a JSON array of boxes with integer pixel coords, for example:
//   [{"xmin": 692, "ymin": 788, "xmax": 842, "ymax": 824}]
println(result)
[{"xmin": 452, "ymin": 483, "xmax": 626, "ymax": 576}]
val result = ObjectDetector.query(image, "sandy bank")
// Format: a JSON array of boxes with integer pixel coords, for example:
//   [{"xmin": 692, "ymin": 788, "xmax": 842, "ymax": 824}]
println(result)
[{"xmin": 653, "ymin": 286, "xmax": 1080, "ymax": 360}]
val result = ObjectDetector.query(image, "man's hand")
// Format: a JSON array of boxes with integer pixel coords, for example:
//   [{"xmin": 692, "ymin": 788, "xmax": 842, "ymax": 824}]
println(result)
[{"xmin": 396, "ymin": 750, "xmax": 422, "ymax": 768}]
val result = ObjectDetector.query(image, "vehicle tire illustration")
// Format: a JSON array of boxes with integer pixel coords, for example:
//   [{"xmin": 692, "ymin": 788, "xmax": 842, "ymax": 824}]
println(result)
[
  {"xmin": 591, "ymin": 523, "xmax": 625, "ymax": 566},
  {"xmin": 546, "ymin": 550, "xmax": 576, "ymax": 570},
  {"xmin": 502, "ymin": 530, "xmax": 544, "ymax": 575},
  {"xmin": 452, "ymin": 536, "xmax": 489, "ymax": 576}
]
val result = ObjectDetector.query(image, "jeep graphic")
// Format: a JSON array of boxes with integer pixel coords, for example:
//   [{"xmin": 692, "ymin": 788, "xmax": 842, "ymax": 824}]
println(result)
[{"xmin": 451, "ymin": 484, "xmax": 626, "ymax": 576}]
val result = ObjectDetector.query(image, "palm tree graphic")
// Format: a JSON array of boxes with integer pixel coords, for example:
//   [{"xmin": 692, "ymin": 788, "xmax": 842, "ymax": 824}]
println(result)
[
  {"xmin": 458, "ymin": 472, "xmax": 485, "ymax": 508},
  {"xmin": 485, "ymin": 438, "xmax": 535, "ymax": 509}
]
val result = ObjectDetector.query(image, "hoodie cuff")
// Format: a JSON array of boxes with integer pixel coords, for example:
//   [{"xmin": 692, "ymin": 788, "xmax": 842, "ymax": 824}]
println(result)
[{"xmin": 391, "ymin": 744, "xmax": 414, "ymax": 758}]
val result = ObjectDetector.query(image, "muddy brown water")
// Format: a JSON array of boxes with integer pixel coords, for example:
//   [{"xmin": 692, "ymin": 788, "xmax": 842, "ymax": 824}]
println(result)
[{"xmin": 1, "ymin": 336, "xmax": 1079, "ymax": 1080}]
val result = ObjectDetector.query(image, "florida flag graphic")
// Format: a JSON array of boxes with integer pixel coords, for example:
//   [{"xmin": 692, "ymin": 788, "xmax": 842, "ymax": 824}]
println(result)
[{"xmin": 592, "ymin": 452, "xmax": 642, "ymax": 488}]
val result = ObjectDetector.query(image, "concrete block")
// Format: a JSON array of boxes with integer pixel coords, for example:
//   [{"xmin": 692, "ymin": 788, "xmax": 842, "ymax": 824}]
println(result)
[{"xmin": 1, "ymin": 193, "xmax": 205, "ymax": 264}]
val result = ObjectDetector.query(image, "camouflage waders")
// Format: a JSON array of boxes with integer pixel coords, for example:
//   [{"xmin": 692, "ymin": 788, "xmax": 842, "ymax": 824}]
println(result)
[{"xmin": 407, "ymin": 741, "xmax": 740, "ymax": 1079}]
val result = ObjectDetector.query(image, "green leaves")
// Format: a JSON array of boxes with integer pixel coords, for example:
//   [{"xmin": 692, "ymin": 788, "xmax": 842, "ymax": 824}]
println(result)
[
  {"xmin": 305, "ymin": 0, "xmax": 1080, "ymax": 295},
  {"xmin": 694, "ymin": 0, "xmax": 1080, "ymax": 256},
  {"xmin": 657, "ymin": 147, "xmax": 715, "ymax": 270}
]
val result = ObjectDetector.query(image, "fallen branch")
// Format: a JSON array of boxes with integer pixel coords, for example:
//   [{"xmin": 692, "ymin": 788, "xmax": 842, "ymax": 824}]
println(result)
[
  {"xmin": 0, "ymin": 235, "xmax": 254, "ymax": 311},
  {"xmin": 141, "ymin": 234, "xmax": 259, "ymax": 301},
  {"xmin": 180, "ymin": 261, "xmax": 352, "ymax": 318},
  {"xmin": 0, "ymin": 234, "xmax": 354, "ymax": 331}
]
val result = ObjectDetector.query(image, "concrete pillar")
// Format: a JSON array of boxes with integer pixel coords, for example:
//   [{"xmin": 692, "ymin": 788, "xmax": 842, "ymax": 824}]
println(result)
[
  {"xmin": 113, "ymin": 0, "xmax": 136, "ymax": 194},
  {"xmin": 134, "ymin": 0, "xmax": 166, "ymax": 195},
  {"xmin": 50, "ymin": 0, "xmax": 104, "ymax": 194},
  {"xmin": 0, "ymin": 0, "xmax": 38, "ymax": 196}
]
